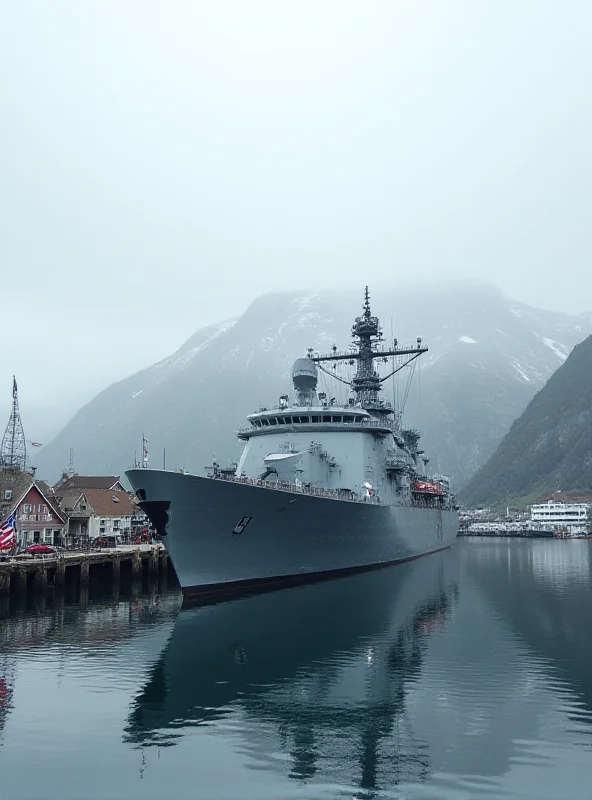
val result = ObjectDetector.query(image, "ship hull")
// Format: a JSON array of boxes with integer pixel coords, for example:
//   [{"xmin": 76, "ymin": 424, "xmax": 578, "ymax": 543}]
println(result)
[{"xmin": 126, "ymin": 469, "xmax": 459, "ymax": 600}]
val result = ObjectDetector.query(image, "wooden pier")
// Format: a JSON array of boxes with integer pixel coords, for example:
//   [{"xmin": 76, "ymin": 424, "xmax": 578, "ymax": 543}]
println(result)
[{"xmin": 0, "ymin": 546, "xmax": 169, "ymax": 597}]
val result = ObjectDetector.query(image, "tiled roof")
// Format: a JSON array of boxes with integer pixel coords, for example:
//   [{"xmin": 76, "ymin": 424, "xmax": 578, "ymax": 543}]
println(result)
[
  {"xmin": 36, "ymin": 480, "xmax": 54, "ymax": 497},
  {"xmin": 84, "ymin": 489, "xmax": 136, "ymax": 517},
  {"xmin": 55, "ymin": 475, "xmax": 122, "ymax": 491},
  {"xmin": 33, "ymin": 481, "xmax": 67, "ymax": 523},
  {"xmin": 57, "ymin": 490, "xmax": 85, "ymax": 512}
]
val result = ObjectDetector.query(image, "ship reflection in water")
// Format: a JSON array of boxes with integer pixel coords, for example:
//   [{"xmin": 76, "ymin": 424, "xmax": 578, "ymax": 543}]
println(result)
[
  {"xmin": 2, "ymin": 541, "xmax": 592, "ymax": 799},
  {"xmin": 125, "ymin": 551, "xmax": 459, "ymax": 791},
  {"xmin": 122, "ymin": 541, "xmax": 592, "ymax": 798}
]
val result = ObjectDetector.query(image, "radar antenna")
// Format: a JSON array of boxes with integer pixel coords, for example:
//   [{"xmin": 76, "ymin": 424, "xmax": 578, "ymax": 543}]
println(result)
[{"xmin": 307, "ymin": 287, "xmax": 427, "ymax": 413}]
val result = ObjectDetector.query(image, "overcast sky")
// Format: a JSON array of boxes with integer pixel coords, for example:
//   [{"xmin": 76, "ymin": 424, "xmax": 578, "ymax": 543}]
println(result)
[{"xmin": 1, "ymin": 0, "xmax": 591, "ymax": 439}]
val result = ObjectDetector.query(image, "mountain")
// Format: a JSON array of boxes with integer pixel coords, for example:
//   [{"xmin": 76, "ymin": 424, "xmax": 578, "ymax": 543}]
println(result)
[
  {"xmin": 32, "ymin": 281, "xmax": 592, "ymax": 489},
  {"xmin": 461, "ymin": 333, "xmax": 592, "ymax": 508}
]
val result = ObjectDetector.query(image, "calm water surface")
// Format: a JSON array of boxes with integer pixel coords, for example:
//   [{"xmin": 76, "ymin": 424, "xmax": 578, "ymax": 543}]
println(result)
[{"xmin": 1, "ymin": 539, "xmax": 592, "ymax": 800}]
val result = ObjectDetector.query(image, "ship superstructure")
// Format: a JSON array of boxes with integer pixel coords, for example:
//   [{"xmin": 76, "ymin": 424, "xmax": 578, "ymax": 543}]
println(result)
[
  {"xmin": 126, "ymin": 288, "xmax": 458, "ymax": 599},
  {"xmin": 224, "ymin": 287, "xmax": 452, "ymax": 508}
]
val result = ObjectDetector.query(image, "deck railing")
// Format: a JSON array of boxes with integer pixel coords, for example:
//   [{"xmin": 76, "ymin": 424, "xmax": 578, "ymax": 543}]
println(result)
[
  {"xmin": 211, "ymin": 473, "xmax": 453, "ymax": 510},
  {"xmin": 213, "ymin": 473, "xmax": 381, "ymax": 504}
]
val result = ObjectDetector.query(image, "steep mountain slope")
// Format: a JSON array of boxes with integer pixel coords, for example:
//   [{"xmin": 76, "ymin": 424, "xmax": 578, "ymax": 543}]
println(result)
[
  {"xmin": 33, "ymin": 282, "xmax": 592, "ymax": 488},
  {"xmin": 461, "ymin": 334, "xmax": 592, "ymax": 507}
]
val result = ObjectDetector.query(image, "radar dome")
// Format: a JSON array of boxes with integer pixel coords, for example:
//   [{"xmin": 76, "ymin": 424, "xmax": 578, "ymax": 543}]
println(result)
[{"xmin": 292, "ymin": 358, "xmax": 318, "ymax": 392}]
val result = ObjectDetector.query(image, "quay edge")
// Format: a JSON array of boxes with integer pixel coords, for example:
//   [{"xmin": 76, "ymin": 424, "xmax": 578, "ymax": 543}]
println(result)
[{"xmin": 0, "ymin": 546, "xmax": 169, "ymax": 598}]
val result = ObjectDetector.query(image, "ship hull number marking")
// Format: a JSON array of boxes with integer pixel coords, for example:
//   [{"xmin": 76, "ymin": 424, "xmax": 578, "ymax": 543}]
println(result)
[{"xmin": 233, "ymin": 516, "xmax": 252, "ymax": 535}]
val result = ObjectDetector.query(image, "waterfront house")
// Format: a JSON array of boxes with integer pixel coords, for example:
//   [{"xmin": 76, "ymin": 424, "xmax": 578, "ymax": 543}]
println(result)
[
  {"xmin": 57, "ymin": 488, "xmax": 138, "ymax": 542},
  {"xmin": 0, "ymin": 465, "xmax": 67, "ymax": 546}
]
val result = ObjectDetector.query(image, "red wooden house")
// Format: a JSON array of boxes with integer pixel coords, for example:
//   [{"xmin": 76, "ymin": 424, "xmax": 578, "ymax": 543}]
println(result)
[{"xmin": 0, "ymin": 466, "xmax": 67, "ymax": 546}]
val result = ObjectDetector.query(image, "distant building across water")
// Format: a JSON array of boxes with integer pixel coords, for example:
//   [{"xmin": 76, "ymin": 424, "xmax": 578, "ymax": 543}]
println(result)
[{"xmin": 531, "ymin": 501, "xmax": 589, "ymax": 535}]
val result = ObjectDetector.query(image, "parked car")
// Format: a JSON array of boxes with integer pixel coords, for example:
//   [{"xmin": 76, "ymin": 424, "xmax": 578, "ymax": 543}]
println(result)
[{"xmin": 25, "ymin": 544, "xmax": 56, "ymax": 555}]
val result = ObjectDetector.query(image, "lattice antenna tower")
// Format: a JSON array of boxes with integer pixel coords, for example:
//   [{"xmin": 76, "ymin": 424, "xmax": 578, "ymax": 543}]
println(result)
[{"xmin": 0, "ymin": 376, "xmax": 27, "ymax": 471}]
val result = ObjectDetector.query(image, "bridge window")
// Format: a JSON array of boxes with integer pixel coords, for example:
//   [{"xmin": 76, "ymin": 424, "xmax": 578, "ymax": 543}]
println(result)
[
  {"xmin": 268, "ymin": 418, "xmax": 277, "ymax": 425},
  {"xmin": 311, "ymin": 416, "xmax": 320, "ymax": 422}
]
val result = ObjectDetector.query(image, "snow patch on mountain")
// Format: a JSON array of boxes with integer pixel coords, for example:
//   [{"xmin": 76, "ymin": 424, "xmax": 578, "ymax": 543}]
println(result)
[
  {"xmin": 159, "ymin": 320, "xmax": 237, "ymax": 375},
  {"xmin": 459, "ymin": 336, "xmax": 478, "ymax": 344},
  {"xmin": 537, "ymin": 335, "xmax": 569, "ymax": 362},
  {"xmin": 510, "ymin": 359, "xmax": 531, "ymax": 383}
]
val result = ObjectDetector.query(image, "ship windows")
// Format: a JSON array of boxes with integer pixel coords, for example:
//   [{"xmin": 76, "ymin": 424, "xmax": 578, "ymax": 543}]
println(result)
[{"xmin": 250, "ymin": 413, "xmax": 371, "ymax": 427}]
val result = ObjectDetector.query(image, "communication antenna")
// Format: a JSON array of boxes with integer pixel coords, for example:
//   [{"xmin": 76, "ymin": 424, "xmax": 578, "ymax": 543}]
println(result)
[
  {"xmin": 0, "ymin": 376, "xmax": 27, "ymax": 471},
  {"xmin": 142, "ymin": 435, "xmax": 150, "ymax": 469},
  {"xmin": 309, "ymin": 287, "xmax": 427, "ymax": 414},
  {"xmin": 68, "ymin": 448, "xmax": 75, "ymax": 477}
]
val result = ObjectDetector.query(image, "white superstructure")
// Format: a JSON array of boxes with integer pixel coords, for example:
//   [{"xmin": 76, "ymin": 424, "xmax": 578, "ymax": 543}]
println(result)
[{"xmin": 530, "ymin": 501, "xmax": 590, "ymax": 534}]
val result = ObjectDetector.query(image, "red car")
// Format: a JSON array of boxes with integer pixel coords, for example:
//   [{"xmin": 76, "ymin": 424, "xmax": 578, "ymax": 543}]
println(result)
[{"xmin": 25, "ymin": 544, "xmax": 55, "ymax": 555}]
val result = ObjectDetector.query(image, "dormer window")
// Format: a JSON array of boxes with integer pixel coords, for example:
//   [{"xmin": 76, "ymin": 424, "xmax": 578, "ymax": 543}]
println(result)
[{"xmin": 3, "ymin": 490, "xmax": 12, "ymax": 500}]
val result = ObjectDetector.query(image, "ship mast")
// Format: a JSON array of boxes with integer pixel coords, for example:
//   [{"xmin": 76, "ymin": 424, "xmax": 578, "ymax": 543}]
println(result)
[{"xmin": 308, "ymin": 287, "xmax": 427, "ymax": 415}]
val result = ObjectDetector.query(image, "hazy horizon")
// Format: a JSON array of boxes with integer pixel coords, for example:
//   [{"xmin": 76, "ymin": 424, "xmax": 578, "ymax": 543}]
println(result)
[{"xmin": 2, "ymin": 1, "xmax": 591, "ymax": 443}]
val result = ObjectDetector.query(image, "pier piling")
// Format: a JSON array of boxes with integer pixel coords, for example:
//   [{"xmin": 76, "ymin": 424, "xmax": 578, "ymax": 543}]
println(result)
[
  {"xmin": 0, "ymin": 546, "xmax": 169, "ymax": 600},
  {"xmin": 33, "ymin": 567, "xmax": 48, "ymax": 592},
  {"xmin": 149, "ymin": 547, "xmax": 159, "ymax": 576},
  {"xmin": 80, "ymin": 559, "xmax": 90, "ymax": 585},
  {"xmin": 11, "ymin": 568, "xmax": 27, "ymax": 594},
  {"xmin": 131, "ymin": 549, "xmax": 143, "ymax": 579},
  {"xmin": 55, "ymin": 557, "xmax": 66, "ymax": 588}
]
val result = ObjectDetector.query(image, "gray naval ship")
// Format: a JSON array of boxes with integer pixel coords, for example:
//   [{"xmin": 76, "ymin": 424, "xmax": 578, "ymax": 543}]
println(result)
[{"xmin": 126, "ymin": 288, "xmax": 459, "ymax": 600}]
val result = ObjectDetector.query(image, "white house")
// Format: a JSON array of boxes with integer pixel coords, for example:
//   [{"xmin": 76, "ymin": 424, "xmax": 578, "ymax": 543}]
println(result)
[{"xmin": 58, "ymin": 488, "xmax": 137, "ymax": 541}]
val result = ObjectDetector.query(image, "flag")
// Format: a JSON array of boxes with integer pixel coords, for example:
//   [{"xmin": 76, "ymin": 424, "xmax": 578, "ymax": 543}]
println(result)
[
  {"xmin": 12, "ymin": 376, "xmax": 17, "ymax": 399},
  {"xmin": 0, "ymin": 512, "xmax": 17, "ymax": 550}
]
